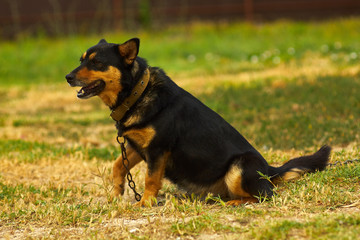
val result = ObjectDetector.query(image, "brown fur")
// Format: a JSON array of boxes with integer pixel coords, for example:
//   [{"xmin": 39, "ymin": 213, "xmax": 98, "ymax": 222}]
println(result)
[
  {"xmin": 123, "ymin": 126, "xmax": 156, "ymax": 149},
  {"xmin": 272, "ymin": 168, "xmax": 304, "ymax": 184},
  {"xmin": 225, "ymin": 165, "xmax": 252, "ymax": 199},
  {"xmin": 76, "ymin": 66, "xmax": 122, "ymax": 107},
  {"xmin": 81, "ymin": 52, "xmax": 87, "ymax": 60},
  {"xmin": 226, "ymin": 197, "xmax": 258, "ymax": 206},
  {"xmin": 112, "ymin": 145, "xmax": 143, "ymax": 196},
  {"xmin": 89, "ymin": 52, "xmax": 97, "ymax": 60},
  {"xmin": 118, "ymin": 41, "xmax": 138, "ymax": 65},
  {"xmin": 136, "ymin": 152, "xmax": 170, "ymax": 206}
]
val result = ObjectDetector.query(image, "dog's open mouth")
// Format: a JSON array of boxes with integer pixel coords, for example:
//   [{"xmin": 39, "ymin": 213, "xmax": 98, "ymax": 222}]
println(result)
[{"xmin": 77, "ymin": 80, "xmax": 105, "ymax": 99}]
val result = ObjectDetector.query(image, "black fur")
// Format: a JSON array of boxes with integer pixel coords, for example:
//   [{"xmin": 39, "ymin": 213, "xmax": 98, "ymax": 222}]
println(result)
[{"xmin": 118, "ymin": 59, "xmax": 331, "ymax": 196}]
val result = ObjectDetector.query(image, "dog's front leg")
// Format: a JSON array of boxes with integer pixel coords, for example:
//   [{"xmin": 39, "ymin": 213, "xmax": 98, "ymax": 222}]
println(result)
[
  {"xmin": 135, "ymin": 152, "xmax": 169, "ymax": 207},
  {"xmin": 113, "ymin": 146, "xmax": 143, "ymax": 196}
]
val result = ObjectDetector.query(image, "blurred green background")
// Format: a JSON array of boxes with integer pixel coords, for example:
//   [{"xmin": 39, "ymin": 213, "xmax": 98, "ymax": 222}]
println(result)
[{"xmin": 0, "ymin": 1, "xmax": 359, "ymax": 152}]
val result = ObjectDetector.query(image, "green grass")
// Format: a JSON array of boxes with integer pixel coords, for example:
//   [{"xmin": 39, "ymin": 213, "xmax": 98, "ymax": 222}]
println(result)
[
  {"xmin": 0, "ymin": 139, "xmax": 120, "ymax": 163},
  {"xmin": 250, "ymin": 214, "xmax": 360, "ymax": 240},
  {"xmin": 1, "ymin": 18, "xmax": 360, "ymax": 86},
  {"xmin": 1, "ymin": 18, "xmax": 360, "ymax": 239},
  {"xmin": 200, "ymin": 74, "xmax": 360, "ymax": 149}
]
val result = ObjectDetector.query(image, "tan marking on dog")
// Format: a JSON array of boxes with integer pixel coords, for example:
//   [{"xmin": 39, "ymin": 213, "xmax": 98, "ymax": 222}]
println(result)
[
  {"xmin": 225, "ymin": 164, "xmax": 252, "ymax": 198},
  {"xmin": 119, "ymin": 41, "xmax": 138, "ymax": 65},
  {"xmin": 226, "ymin": 197, "xmax": 258, "ymax": 206},
  {"xmin": 113, "ymin": 146, "xmax": 143, "ymax": 196},
  {"xmin": 89, "ymin": 52, "xmax": 97, "ymax": 60},
  {"xmin": 76, "ymin": 66, "xmax": 122, "ymax": 107},
  {"xmin": 123, "ymin": 114, "xmax": 142, "ymax": 128},
  {"xmin": 281, "ymin": 168, "xmax": 304, "ymax": 181},
  {"xmin": 82, "ymin": 52, "xmax": 87, "ymax": 60},
  {"xmin": 137, "ymin": 152, "xmax": 170, "ymax": 207},
  {"xmin": 123, "ymin": 126, "xmax": 156, "ymax": 149}
]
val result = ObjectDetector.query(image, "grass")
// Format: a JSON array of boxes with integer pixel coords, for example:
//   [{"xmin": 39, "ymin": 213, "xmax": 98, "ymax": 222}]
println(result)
[
  {"xmin": 1, "ymin": 18, "xmax": 360, "ymax": 86},
  {"xmin": 1, "ymin": 18, "xmax": 360, "ymax": 239}
]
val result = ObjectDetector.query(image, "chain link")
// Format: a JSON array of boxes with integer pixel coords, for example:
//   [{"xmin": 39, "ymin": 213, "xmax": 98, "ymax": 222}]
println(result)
[
  {"xmin": 327, "ymin": 159, "xmax": 360, "ymax": 168},
  {"xmin": 117, "ymin": 136, "xmax": 142, "ymax": 202}
]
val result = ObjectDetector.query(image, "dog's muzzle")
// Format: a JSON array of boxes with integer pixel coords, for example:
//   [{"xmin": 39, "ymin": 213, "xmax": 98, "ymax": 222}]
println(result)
[
  {"xmin": 66, "ymin": 73, "xmax": 105, "ymax": 99},
  {"xmin": 66, "ymin": 73, "xmax": 77, "ymax": 87}
]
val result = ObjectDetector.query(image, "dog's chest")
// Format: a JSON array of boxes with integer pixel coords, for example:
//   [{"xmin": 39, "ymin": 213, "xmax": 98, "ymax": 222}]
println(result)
[{"xmin": 122, "ymin": 126, "xmax": 156, "ymax": 149}]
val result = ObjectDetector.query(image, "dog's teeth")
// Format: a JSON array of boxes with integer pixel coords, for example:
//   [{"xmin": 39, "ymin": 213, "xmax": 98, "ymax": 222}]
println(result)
[{"xmin": 77, "ymin": 88, "xmax": 85, "ymax": 97}]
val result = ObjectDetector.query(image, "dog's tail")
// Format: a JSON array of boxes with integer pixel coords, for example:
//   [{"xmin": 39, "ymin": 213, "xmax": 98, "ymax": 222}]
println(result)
[{"xmin": 268, "ymin": 145, "xmax": 331, "ymax": 182}]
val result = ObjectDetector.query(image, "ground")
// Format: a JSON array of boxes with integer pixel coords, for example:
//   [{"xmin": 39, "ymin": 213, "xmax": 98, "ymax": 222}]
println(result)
[{"xmin": 1, "ymin": 19, "xmax": 360, "ymax": 239}]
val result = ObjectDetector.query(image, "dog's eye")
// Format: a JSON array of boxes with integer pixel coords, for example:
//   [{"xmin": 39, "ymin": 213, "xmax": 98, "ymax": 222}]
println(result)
[{"xmin": 92, "ymin": 59, "xmax": 104, "ymax": 69}]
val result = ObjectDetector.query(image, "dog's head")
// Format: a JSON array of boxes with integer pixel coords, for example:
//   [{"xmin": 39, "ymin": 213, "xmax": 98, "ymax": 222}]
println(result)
[{"xmin": 66, "ymin": 38, "xmax": 140, "ymax": 107}]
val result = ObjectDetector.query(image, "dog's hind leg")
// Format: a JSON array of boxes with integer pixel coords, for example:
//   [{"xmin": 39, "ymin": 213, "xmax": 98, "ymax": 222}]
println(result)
[
  {"xmin": 113, "ymin": 145, "xmax": 143, "ymax": 196},
  {"xmin": 225, "ymin": 153, "xmax": 273, "ymax": 206},
  {"xmin": 224, "ymin": 164, "xmax": 258, "ymax": 205}
]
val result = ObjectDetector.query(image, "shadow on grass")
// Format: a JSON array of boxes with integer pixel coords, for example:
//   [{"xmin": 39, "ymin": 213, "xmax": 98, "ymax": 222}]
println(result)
[{"xmin": 198, "ymin": 74, "xmax": 360, "ymax": 150}]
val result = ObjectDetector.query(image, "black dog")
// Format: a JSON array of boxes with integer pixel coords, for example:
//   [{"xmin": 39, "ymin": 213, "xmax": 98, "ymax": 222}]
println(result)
[{"xmin": 66, "ymin": 38, "xmax": 331, "ymax": 206}]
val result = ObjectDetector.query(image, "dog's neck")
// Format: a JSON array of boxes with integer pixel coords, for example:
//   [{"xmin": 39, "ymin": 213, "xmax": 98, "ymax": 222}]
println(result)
[{"xmin": 110, "ymin": 68, "xmax": 150, "ymax": 122}]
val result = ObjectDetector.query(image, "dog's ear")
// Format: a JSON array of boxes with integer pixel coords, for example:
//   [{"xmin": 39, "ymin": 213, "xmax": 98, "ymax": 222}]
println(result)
[
  {"xmin": 98, "ymin": 39, "xmax": 108, "ymax": 45},
  {"xmin": 118, "ymin": 38, "xmax": 140, "ymax": 65}
]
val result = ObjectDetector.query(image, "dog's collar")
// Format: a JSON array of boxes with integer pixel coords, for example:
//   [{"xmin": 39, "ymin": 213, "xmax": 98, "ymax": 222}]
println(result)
[{"xmin": 110, "ymin": 68, "xmax": 150, "ymax": 122}]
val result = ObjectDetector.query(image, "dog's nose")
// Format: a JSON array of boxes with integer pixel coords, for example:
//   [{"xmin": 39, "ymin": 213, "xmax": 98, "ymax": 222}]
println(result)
[
  {"xmin": 66, "ymin": 73, "xmax": 76, "ymax": 86},
  {"xmin": 66, "ymin": 73, "xmax": 74, "ymax": 82}
]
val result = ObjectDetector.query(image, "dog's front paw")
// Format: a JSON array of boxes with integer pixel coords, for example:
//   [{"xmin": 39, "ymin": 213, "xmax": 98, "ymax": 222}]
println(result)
[
  {"xmin": 134, "ymin": 197, "xmax": 157, "ymax": 207},
  {"xmin": 113, "ymin": 184, "xmax": 125, "ymax": 197}
]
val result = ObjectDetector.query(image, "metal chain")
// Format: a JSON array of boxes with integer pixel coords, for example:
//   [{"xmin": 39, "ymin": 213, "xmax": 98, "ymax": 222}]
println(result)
[
  {"xmin": 327, "ymin": 159, "xmax": 360, "ymax": 168},
  {"xmin": 117, "ymin": 136, "xmax": 142, "ymax": 202}
]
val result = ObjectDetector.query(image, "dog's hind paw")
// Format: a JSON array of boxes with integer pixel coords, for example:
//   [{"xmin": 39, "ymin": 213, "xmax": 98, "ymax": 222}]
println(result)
[{"xmin": 226, "ymin": 197, "xmax": 258, "ymax": 206}]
